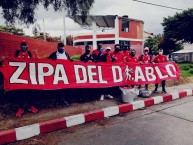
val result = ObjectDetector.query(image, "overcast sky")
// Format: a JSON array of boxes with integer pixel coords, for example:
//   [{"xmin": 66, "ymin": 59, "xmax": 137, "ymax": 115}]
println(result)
[{"xmin": 0, "ymin": 0, "xmax": 193, "ymax": 37}]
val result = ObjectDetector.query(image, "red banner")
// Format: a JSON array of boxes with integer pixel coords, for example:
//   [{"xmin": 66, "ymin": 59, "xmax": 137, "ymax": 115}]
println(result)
[{"xmin": 0, "ymin": 58, "xmax": 181, "ymax": 91}]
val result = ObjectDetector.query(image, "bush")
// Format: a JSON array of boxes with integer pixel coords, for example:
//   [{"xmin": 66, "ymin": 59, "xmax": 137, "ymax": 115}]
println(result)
[
  {"xmin": 181, "ymin": 65, "xmax": 190, "ymax": 71},
  {"xmin": 71, "ymin": 55, "xmax": 80, "ymax": 60},
  {"xmin": 189, "ymin": 64, "xmax": 193, "ymax": 68},
  {"xmin": 189, "ymin": 70, "xmax": 193, "ymax": 74}
]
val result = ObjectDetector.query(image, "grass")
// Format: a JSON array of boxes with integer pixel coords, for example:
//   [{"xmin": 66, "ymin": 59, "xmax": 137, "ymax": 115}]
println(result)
[{"xmin": 177, "ymin": 63, "xmax": 193, "ymax": 77}]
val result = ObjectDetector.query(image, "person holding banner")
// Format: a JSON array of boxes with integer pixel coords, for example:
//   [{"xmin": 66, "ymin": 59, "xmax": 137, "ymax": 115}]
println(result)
[
  {"xmin": 80, "ymin": 45, "xmax": 94, "ymax": 62},
  {"xmin": 152, "ymin": 48, "xmax": 167, "ymax": 93},
  {"xmin": 138, "ymin": 47, "xmax": 151, "ymax": 90},
  {"xmin": 122, "ymin": 44, "xmax": 130, "ymax": 61},
  {"xmin": 100, "ymin": 47, "xmax": 115, "ymax": 100},
  {"xmin": 125, "ymin": 49, "xmax": 138, "ymax": 63},
  {"xmin": 111, "ymin": 44, "xmax": 124, "ymax": 63},
  {"xmin": 100, "ymin": 47, "xmax": 115, "ymax": 63},
  {"xmin": 92, "ymin": 43, "xmax": 106, "ymax": 62},
  {"xmin": 49, "ymin": 42, "xmax": 72, "ymax": 107},
  {"xmin": 14, "ymin": 42, "xmax": 38, "ymax": 117}
]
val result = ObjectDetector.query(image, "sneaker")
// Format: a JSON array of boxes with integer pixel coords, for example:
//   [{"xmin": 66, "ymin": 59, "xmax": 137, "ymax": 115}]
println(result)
[
  {"xmin": 63, "ymin": 100, "xmax": 69, "ymax": 106},
  {"xmin": 16, "ymin": 108, "xmax": 24, "ymax": 117},
  {"xmin": 162, "ymin": 90, "xmax": 167, "ymax": 94},
  {"xmin": 28, "ymin": 106, "xmax": 38, "ymax": 113},
  {"xmin": 152, "ymin": 89, "xmax": 158, "ymax": 93},
  {"xmin": 100, "ymin": 95, "xmax": 104, "ymax": 101},
  {"xmin": 106, "ymin": 94, "xmax": 114, "ymax": 99}
]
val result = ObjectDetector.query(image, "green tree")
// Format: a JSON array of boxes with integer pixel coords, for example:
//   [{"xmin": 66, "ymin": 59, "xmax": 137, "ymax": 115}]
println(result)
[
  {"xmin": 0, "ymin": 25, "xmax": 25, "ymax": 36},
  {"xmin": 144, "ymin": 35, "xmax": 183, "ymax": 55},
  {"xmin": 0, "ymin": 0, "xmax": 95, "ymax": 25},
  {"xmin": 144, "ymin": 34, "xmax": 163, "ymax": 54},
  {"xmin": 162, "ymin": 8, "xmax": 193, "ymax": 43}
]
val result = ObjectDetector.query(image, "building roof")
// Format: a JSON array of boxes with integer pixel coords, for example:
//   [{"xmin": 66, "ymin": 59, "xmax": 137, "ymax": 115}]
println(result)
[
  {"xmin": 172, "ymin": 49, "xmax": 193, "ymax": 54},
  {"xmin": 69, "ymin": 15, "xmax": 143, "ymax": 28}
]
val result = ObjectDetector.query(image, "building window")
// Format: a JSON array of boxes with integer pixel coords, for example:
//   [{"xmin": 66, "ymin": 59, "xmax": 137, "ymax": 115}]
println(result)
[
  {"xmin": 74, "ymin": 41, "xmax": 93, "ymax": 46},
  {"xmin": 97, "ymin": 40, "xmax": 115, "ymax": 44},
  {"xmin": 119, "ymin": 40, "xmax": 130, "ymax": 50},
  {"xmin": 122, "ymin": 19, "xmax": 129, "ymax": 32}
]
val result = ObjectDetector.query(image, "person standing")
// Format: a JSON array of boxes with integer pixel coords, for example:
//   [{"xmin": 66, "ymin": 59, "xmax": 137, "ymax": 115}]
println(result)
[
  {"xmin": 152, "ymin": 48, "xmax": 167, "ymax": 93},
  {"xmin": 49, "ymin": 42, "xmax": 72, "ymax": 107},
  {"xmin": 111, "ymin": 44, "xmax": 124, "ymax": 63},
  {"xmin": 100, "ymin": 47, "xmax": 115, "ymax": 63},
  {"xmin": 92, "ymin": 43, "xmax": 106, "ymax": 62},
  {"xmin": 100, "ymin": 47, "xmax": 115, "ymax": 100},
  {"xmin": 14, "ymin": 42, "xmax": 38, "ymax": 117},
  {"xmin": 122, "ymin": 44, "xmax": 130, "ymax": 61},
  {"xmin": 138, "ymin": 47, "xmax": 151, "ymax": 90},
  {"xmin": 125, "ymin": 49, "xmax": 138, "ymax": 63},
  {"xmin": 80, "ymin": 45, "xmax": 94, "ymax": 62}
]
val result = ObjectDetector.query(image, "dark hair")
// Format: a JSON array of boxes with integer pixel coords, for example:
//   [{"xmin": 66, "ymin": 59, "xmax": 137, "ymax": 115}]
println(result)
[
  {"xmin": 58, "ymin": 42, "xmax": 64, "ymax": 47},
  {"xmin": 21, "ymin": 42, "xmax": 27, "ymax": 46},
  {"xmin": 85, "ymin": 45, "xmax": 90, "ymax": 49}
]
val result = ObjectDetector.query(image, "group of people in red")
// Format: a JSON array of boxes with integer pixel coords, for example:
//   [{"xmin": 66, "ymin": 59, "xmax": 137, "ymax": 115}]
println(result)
[{"xmin": 13, "ymin": 41, "xmax": 167, "ymax": 117}]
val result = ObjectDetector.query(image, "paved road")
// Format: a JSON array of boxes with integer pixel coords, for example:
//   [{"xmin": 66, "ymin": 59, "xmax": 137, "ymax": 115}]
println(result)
[
  {"xmin": 14, "ymin": 83, "xmax": 193, "ymax": 145},
  {"xmin": 57, "ymin": 96, "xmax": 193, "ymax": 145}
]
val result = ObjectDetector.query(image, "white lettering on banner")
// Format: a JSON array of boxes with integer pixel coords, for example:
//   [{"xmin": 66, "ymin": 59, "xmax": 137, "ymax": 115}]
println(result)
[
  {"xmin": 98, "ymin": 66, "xmax": 107, "ymax": 84},
  {"xmin": 9, "ymin": 62, "xmax": 28, "ymax": 84},
  {"xmin": 135, "ymin": 66, "xmax": 146, "ymax": 82},
  {"xmin": 74, "ymin": 65, "xmax": 87, "ymax": 83},
  {"xmin": 165, "ymin": 64, "xmax": 177, "ymax": 77},
  {"xmin": 53, "ymin": 64, "xmax": 69, "ymax": 84},
  {"xmin": 38, "ymin": 63, "xmax": 54, "ymax": 85},
  {"xmin": 74, "ymin": 65, "xmax": 107, "ymax": 84},
  {"xmin": 112, "ymin": 66, "xmax": 123, "ymax": 83},
  {"xmin": 88, "ymin": 66, "xmax": 98, "ymax": 83},
  {"xmin": 29, "ymin": 63, "xmax": 37, "ymax": 84},
  {"xmin": 155, "ymin": 66, "xmax": 168, "ymax": 79},
  {"xmin": 145, "ymin": 67, "xmax": 156, "ymax": 81}
]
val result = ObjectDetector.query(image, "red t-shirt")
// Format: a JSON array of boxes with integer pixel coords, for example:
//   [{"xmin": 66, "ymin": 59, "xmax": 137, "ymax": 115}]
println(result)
[
  {"xmin": 92, "ymin": 49, "xmax": 106, "ymax": 56},
  {"xmin": 106, "ymin": 55, "xmax": 113, "ymax": 63},
  {"xmin": 17, "ymin": 51, "xmax": 32, "ymax": 58},
  {"xmin": 122, "ymin": 51, "xmax": 130, "ymax": 57},
  {"xmin": 138, "ymin": 54, "xmax": 151, "ymax": 64},
  {"xmin": 125, "ymin": 56, "xmax": 138, "ymax": 63},
  {"xmin": 111, "ymin": 52, "xmax": 124, "ymax": 63},
  {"xmin": 153, "ymin": 55, "xmax": 167, "ymax": 63}
]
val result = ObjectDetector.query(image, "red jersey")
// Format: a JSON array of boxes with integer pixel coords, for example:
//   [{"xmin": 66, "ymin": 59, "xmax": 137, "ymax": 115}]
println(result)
[
  {"xmin": 153, "ymin": 55, "xmax": 167, "ymax": 63},
  {"xmin": 111, "ymin": 52, "xmax": 124, "ymax": 63},
  {"xmin": 92, "ymin": 49, "xmax": 106, "ymax": 56},
  {"xmin": 138, "ymin": 54, "xmax": 151, "ymax": 64},
  {"xmin": 15, "ymin": 50, "xmax": 32, "ymax": 58},
  {"xmin": 122, "ymin": 50, "xmax": 130, "ymax": 57},
  {"xmin": 125, "ymin": 56, "xmax": 138, "ymax": 63}
]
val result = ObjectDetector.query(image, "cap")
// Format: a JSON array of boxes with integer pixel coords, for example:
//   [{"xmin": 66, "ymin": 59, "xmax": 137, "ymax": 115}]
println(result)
[
  {"xmin": 106, "ymin": 47, "xmax": 111, "ymax": 50},
  {"xmin": 58, "ymin": 42, "xmax": 64, "ymax": 47},
  {"xmin": 144, "ymin": 47, "xmax": 149, "ymax": 51}
]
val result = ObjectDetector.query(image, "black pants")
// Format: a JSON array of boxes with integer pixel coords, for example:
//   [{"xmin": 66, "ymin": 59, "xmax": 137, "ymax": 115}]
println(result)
[
  {"xmin": 16, "ymin": 90, "xmax": 34, "ymax": 109},
  {"xmin": 155, "ymin": 80, "xmax": 166, "ymax": 91},
  {"xmin": 138, "ymin": 84, "xmax": 148, "ymax": 90}
]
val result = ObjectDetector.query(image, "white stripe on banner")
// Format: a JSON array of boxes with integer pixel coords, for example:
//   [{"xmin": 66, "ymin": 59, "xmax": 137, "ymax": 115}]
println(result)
[
  {"xmin": 185, "ymin": 89, "xmax": 192, "ymax": 96},
  {"xmin": 65, "ymin": 114, "xmax": 85, "ymax": 127},
  {"xmin": 16, "ymin": 124, "xmax": 40, "ymax": 140},
  {"xmin": 103, "ymin": 106, "xmax": 119, "ymax": 117},
  {"xmin": 153, "ymin": 96, "xmax": 163, "ymax": 104},
  {"xmin": 171, "ymin": 92, "xmax": 179, "ymax": 100},
  {"xmin": 132, "ymin": 100, "xmax": 145, "ymax": 110}
]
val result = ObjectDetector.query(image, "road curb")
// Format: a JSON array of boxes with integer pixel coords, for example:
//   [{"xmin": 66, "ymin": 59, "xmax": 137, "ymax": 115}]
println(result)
[{"xmin": 0, "ymin": 89, "xmax": 193, "ymax": 144}]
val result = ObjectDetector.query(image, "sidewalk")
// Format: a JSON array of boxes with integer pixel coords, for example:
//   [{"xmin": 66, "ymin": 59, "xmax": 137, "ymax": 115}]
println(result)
[
  {"xmin": 0, "ymin": 83, "xmax": 193, "ymax": 144},
  {"xmin": 0, "ymin": 83, "xmax": 192, "ymax": 132}
]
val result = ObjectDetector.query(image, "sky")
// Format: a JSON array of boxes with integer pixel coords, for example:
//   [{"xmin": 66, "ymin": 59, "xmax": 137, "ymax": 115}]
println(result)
[{"xmin": 0, "ymin": 0, "xmax": 193, "ymax": 37}]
